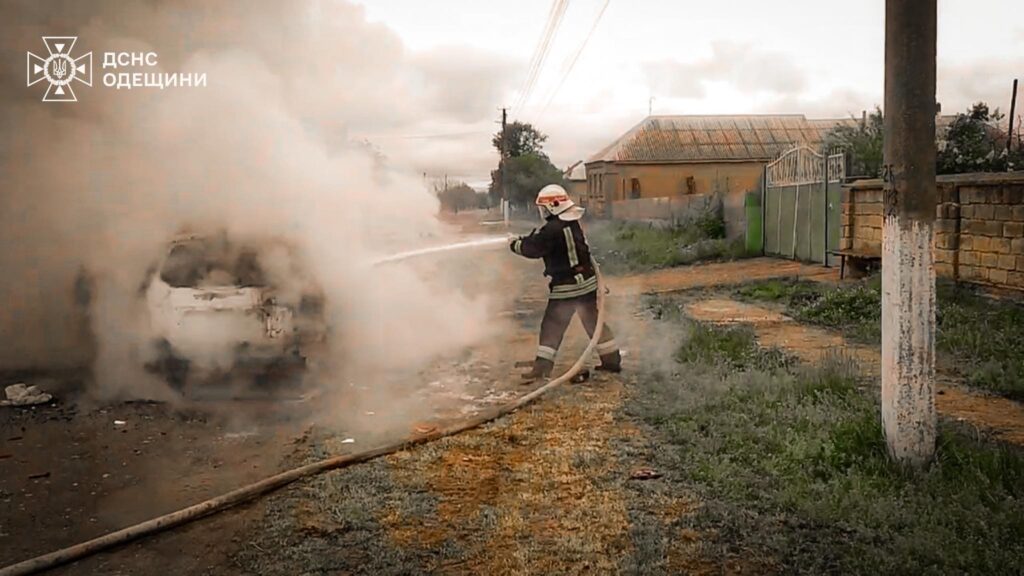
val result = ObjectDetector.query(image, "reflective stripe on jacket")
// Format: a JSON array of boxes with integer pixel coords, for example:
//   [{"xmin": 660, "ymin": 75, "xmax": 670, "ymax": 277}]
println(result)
[{"xmin": 510, "ymin": 217, "xmax": 597, "ymax": 300}]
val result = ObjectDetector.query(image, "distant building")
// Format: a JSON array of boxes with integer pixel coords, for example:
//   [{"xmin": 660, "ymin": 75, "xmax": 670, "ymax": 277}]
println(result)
[
  {"xmin": 563, "ymin": 161, "xmax": 587, "ymax": 204},
  {"xmin": 583, "ymin": 114, "xmax": 849, "ymax": 233}
]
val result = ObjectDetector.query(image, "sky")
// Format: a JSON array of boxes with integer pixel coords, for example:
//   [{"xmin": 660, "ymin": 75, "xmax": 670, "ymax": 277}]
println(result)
[
  {"xmin": 349, "ymin": 0, "xmax": 1024, "ymax": 186},
  {"xmin": 2, "ymin": 1, "xmax": 1021, "ymax": 188}
]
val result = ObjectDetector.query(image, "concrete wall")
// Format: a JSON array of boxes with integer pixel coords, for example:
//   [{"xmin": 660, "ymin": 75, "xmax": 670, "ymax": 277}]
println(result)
[
  {"xmin": 842, "ymin": 171, "xmax": 1024, "ymax": 290},
  {"xmin": 584, "ymin": 161, "xmax": 764, "ymax": 236},
  {"xmin": 607, "ymin": 194, "xmax": 716, "ymax": 227}
]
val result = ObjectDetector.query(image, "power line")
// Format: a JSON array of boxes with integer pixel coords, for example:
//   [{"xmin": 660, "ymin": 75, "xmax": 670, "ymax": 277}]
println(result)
[
  {"xmin": 538, "ymin": 0, "xmax": 611, "ymax": 119},
  {"xmin": 522, "ymin": 0, "xmax": 569, "ymax": 113},
  {"xmin": 512, "ymin": 0, "xmax": 562, "ymax": 114},
  {"xmin": 513, "ymin": 0, "xmax": 570, "ymax": 116}
]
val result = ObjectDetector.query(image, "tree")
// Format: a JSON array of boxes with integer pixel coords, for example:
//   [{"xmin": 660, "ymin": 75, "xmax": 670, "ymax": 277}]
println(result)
[
  {"xmin": 491, "ymin": 154, "xmax": 566, "ymax": 207},
  {"xmin": 826, "ymin": 107, "xmax": 884, "ymax": 178},
  {"xmin": 826, "ymin": 102, "xmax": 1024, "ymax": 177},
  {"xmin": 937, "ymin": 102, "xmax": 1020, "ymax": 174},
  {"xmin": 492, "ymin": 121, "xmax": 549, "ymax": 159},
  {"xmin": 436, "ymin": 181, "xmax": 484, "ymax": 213},
  {"xmin": 489, "ymin": 122, "xmax": 565, "ymax": 208}
]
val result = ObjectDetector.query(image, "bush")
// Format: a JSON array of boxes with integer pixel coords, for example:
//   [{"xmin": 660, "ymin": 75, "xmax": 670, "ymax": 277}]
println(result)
[{"xmin": 692, "ymin": 210, "xmax": 726, "ymax": 240}]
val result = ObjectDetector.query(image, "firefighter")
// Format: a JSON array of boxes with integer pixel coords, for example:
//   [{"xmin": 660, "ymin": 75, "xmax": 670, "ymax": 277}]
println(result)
[{"xmin": 510, "ymin": 184, "xmax": 621, "ymax": 382}]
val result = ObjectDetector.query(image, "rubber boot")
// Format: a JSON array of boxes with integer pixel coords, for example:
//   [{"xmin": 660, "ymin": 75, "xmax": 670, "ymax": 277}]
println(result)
[
  {"xmin": 521, "ymin": 357, "xmax": 554, "ymax": 383},
  {"xmin": 595, "ymin": 350, "xmax": 622, "ymax": 373}
]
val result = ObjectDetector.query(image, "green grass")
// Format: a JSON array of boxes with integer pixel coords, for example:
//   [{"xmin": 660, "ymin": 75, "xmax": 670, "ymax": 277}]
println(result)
[
  {"xmin": 735, "ymin": 277, "xmax": 882, "ymax": 343},
  {"xmin": 736, "ymin": 277, "xmax": 1024, "ymax": 400},
  {"xmin": 676, "ymin": 322, "xmax": 793, "ymax": 373},
  {"xmin": 589, "ymin": 213, "xmax": 746, "ymax": 274},
  {"xmin": 938, "ymin": 283, "xmax": 1024, "ymax": 400},
  {"xmin": 626, "ymin": 310, "xmax": 1024, "ymax": 574}
]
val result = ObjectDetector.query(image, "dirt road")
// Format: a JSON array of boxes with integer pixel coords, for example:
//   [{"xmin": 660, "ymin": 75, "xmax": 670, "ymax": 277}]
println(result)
[{"xmin": 0, "ymin": 399, "xmax": 312, "ymax": 574}]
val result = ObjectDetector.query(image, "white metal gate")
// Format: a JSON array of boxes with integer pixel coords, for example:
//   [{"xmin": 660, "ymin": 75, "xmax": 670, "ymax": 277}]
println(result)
[{"xmin": 764, "ymin": 146, "xmax": 845, "ymax": 264}]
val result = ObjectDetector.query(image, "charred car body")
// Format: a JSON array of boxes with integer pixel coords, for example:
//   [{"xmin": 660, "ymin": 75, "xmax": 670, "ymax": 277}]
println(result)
[{"xmin": 143, "ymin": 232, "xmax": 327, "ymax": 392}]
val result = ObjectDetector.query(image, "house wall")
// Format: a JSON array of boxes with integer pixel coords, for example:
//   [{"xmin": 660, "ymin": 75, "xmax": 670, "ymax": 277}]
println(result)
[
  {"xmin": 565, "ymin": 180, "xmax": 586, "ymax": 204},
  {"xmin": 584, "ymin": 161, "xmax": 765, "ymax": 236},
  {"xmin": 842, "ymin": 172, "xmax": 1024, "ymax": 290}
]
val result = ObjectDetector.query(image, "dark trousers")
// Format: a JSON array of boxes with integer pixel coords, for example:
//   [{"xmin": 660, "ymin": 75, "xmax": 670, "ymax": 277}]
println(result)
[{"xmin": 534, "ymin": 291, "xmax": 620, "ymax": 372}]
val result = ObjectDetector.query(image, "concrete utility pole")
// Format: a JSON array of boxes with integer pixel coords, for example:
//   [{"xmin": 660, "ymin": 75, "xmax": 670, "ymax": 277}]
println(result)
[{"xmin": 881, "ymin": 0, "xmax": 938, "ymax": 465}]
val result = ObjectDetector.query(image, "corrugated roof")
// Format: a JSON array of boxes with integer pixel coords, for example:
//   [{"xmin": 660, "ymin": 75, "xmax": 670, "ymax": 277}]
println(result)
[{"xmin": 587, "ymin": 115, "xmax": 851, "ymax": 164}]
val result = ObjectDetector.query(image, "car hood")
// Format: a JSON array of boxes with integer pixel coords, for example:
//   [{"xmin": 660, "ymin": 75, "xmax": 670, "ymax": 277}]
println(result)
[{"xmin": 165, "ymin": 285, "xmax": 266, "ymax": 312}]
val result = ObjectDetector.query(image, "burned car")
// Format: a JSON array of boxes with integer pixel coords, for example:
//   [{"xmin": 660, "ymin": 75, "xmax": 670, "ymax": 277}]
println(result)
[{"xmin": 143, "ymin": 232, "xmax": 327, "ymax": 392}]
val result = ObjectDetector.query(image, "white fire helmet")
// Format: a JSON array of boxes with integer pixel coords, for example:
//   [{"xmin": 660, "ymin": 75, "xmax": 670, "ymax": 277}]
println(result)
[{"xmin": 535, "ymin": 184, "xmax": 585, "ymax": 222}]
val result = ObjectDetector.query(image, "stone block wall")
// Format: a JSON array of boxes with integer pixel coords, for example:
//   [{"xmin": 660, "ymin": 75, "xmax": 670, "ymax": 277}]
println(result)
[
  {"xmin": 841, "ymin": 172, "xmax": 1024, "ymax": 290},
  {"xmin": 840, "ymin": 186, "xmax": 884, "ymax": 255}
]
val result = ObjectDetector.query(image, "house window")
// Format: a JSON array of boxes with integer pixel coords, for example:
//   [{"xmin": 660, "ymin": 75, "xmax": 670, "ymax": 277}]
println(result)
[
  {"xmin": 686, "ymin": 176, "xmax": 696, "ymax": 195},
  {"xmin": 630, "ymin": 178, "xmax": 641, "ymax": 199}
]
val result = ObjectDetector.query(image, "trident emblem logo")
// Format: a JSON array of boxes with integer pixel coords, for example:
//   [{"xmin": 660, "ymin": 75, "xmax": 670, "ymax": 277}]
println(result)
[{"xmin": 27, "ymin": 37, "xmax": 92, "ymax": 102}]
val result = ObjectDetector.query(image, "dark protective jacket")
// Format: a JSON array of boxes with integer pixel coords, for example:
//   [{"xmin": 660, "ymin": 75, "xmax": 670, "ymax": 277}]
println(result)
[{"xmin": 510, "ymin": 216, "xmax": 597, "ymax": 299}]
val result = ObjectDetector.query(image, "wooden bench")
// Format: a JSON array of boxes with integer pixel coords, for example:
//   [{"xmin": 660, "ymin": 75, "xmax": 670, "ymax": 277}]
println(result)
[{"xmin": 828, "ymin": 249, "xmax": 881, "ymax": 280}]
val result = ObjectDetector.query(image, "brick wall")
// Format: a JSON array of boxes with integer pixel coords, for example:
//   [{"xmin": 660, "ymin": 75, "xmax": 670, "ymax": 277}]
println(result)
[{"xmin": 842, "ymin": 171, "xmax": 1024, "ymax": 290}]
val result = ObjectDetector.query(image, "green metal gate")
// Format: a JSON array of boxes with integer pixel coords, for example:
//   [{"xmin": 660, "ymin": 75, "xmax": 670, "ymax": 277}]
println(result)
[{"xmin": 763, "ymin": 146, "xmax": 844, "ymax": 265}]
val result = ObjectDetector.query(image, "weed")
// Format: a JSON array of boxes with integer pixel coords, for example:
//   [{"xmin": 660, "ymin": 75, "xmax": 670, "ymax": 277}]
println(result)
[
  {"xmin": 589, "ymin": 213, "xmax": 744, "ymax": 273},
  {"xmin": 798, "ymin": 283, "xmax": 881, "ymax": 342},
  {"xmin": 737, "ymin": 277, "xmax": 1024, "ymax": 399},
  {"xmin": 676, "ymin": 322, "xmax": 793, "ymax": 373},
  {"xmin": 937, "ymin": 283, "xmax": 1024, "ymax": 400},
  {"xmin": 735, "ymin": 278, "xmax": 819, "ymax": 302},
  {"xmin": 692, "ymin": 210, "xmax": 727, "ymax": 240}
]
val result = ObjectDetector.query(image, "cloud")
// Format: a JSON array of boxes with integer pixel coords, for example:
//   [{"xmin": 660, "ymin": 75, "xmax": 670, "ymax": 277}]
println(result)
[
  {"xmin": 756, "ymin": 87, "xmax": 879, "ymax": 119},
  {"xmin": 938, "ymin": 58, "xmax": 1024, "ymax": 117},
  {"xmin": 412, "ymin": 46, "xmax": 520, "ymax": 124},
  {"xmin": 643, "ymin": 41, "xmax": 808, "ymax": 100}
]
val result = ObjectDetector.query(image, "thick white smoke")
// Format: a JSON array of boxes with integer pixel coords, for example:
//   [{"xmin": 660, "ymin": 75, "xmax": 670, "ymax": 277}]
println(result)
[{"xmin": 0, "ymin": 1, "xmax": 498, "ymax": 401}]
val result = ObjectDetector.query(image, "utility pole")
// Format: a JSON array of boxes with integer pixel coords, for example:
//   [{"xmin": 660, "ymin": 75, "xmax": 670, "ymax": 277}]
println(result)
[
  {"xmin": 501, "ymin": 107, "xmax": 509, "ymax": 226},
  {"xmin": 881, "ymin": 0, "xmax": 937, "ymax": 465},
  {"xmin": 1008, "ymin": 79, "xmax": 1018, "ymax": 153}
]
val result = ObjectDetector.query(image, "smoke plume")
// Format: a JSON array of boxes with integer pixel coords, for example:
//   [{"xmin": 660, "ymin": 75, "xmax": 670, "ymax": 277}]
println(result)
[{"xmin": 0, "ymin": 0, "xmax": 498, "ymax": 402}]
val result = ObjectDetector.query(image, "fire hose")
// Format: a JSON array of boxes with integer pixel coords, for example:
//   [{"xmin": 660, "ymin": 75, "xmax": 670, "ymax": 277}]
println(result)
[{"xmin": 0, "ymin": 255, "xmax": 609, "ymax": 576}]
